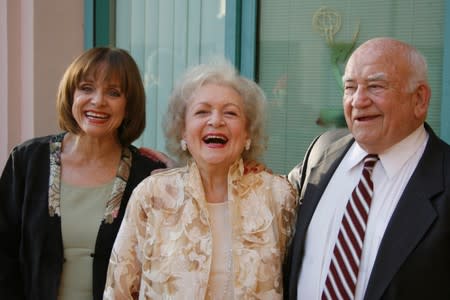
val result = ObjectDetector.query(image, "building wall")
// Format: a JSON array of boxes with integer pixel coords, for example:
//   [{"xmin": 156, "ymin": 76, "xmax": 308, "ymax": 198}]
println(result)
[{"xmin": 0, "ymin": 0, "xmax": 84, "ymax": 169}]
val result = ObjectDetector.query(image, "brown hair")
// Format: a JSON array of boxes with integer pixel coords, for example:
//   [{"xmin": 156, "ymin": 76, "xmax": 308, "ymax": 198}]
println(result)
[{"xmin": 56, "ymin": 47, "xmax": 146, "ymax": 146}]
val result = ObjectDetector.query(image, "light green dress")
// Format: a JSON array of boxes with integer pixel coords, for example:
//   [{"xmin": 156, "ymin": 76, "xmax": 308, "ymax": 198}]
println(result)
[{"xmin": 57, "ymin": 180, "xmax": 114, "ymax": 300}]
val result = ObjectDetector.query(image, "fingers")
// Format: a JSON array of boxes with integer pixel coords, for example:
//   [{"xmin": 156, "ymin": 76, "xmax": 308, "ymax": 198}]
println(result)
[
  {"xmin": 139, "ymin": 147, "xmax": 178, "ymax": 168},
  {"xmin": 243, "ymin": 160, "xmax": 270, "ymax": 174}
]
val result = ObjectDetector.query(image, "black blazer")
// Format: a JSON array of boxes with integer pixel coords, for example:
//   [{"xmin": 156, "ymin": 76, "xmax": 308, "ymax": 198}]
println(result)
[
  {"xmin": 0, "ymin": 134, "xmax": 165, "ymax": 300},
  {"xmin": 284, "ymin": 124, "xmax": 450, "ymax": 300}
]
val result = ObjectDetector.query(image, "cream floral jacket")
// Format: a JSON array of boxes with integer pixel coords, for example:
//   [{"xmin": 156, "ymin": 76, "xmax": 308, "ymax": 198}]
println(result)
[{"xmin": 103, "ymin": 159, "xmax": 298, "ymax": 299}]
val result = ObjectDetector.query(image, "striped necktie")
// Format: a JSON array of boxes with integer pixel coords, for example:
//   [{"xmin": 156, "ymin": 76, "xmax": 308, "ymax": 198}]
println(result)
[{"xmin": 322, "ymin": 154, "xmax": 379, "ymax": 300}]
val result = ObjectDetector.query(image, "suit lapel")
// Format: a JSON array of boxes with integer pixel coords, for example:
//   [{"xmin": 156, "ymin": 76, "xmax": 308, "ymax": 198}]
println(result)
[
  {"xmin": 289, "ymin": 134, "xmax": 353, "ymax": 293},
  {"xmin": 364, "ymin": 130, "xmax": 442, "ymax": 300}
]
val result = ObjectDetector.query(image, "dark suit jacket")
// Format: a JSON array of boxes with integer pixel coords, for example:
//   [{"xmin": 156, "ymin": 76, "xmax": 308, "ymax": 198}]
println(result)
[
  {"xmin": 284, "ymin": 124, "xmax": 450, "ymax": 300},
  {"xmin": 0, "ymin": 134, "xmax": 165, "ymax": 300}
]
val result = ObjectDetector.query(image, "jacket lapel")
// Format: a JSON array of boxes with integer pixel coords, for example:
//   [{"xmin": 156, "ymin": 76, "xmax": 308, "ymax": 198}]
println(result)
[
  {"xmin": 364, "ymin": 129, "xmax": 442, "ymax": 300},
  {"xmin": 289, "ymin": 133, "xmax": 353, "ymax": 292}
]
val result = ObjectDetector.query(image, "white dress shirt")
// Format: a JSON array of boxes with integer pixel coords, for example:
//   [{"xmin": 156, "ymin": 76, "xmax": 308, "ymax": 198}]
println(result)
[{"xmin": 297, "ymin": 125, "xmax": 428, "ymax": 300}]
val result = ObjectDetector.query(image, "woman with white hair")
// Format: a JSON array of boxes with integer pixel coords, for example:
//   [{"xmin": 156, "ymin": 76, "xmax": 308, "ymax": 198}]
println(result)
[{"xmin": 104, "ymin": 60, "xmax": 298, "ymax": 299}]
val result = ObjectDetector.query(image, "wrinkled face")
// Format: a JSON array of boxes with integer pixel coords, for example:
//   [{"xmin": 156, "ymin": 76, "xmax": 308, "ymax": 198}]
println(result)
[
  {"xmin": 72, "ymin": 72, "xmax": 127, "ymax": 140},
  {"xmin": 343, "ymin": 45, "xmax": 425, "ymax": 154},
  {"xmin": 183, "ymin": 83, "xmax": 248, "ymax": 169}
]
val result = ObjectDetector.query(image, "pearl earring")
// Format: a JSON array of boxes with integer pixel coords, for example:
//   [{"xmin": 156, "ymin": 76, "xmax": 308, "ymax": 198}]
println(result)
[
  {"xmin": 180, "ymin": 139, "xmax": 187, "ymax": 151},
  {"xmin": 245, "ymin": 139, "xmax": 251, "ymax": 151}
]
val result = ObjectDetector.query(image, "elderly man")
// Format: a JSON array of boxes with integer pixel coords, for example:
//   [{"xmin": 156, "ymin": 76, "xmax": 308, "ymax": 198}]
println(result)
[{"xmin": 285, "ymin": 37, "xmax": 450, "ymax": 300}]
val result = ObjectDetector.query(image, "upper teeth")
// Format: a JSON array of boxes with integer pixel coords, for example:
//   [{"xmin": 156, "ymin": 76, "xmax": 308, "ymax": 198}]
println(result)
[
  {"xmin": 206, "ymin": 135, "xmax": 226, "ymax": 140},
  {"xmin": 86, "ymin": 112, "xmax": 108, "ymax": 119},
  {"xmin": 204, "ymin": 135, "xmax": 227, "ymax": 143}
]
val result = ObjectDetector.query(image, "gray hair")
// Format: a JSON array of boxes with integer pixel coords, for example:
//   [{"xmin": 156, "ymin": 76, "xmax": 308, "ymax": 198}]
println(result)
[
  {"xmin": 163, "ymin": 59, "xmax": 267, "ymax": 163},
  {"xmin": 405, "ymin": 45, "xmax": 428, "ymax": 92}
]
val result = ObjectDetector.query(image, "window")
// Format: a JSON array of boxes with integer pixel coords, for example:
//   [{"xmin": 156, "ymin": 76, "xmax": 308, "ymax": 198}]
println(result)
[
  {"xmin": 115, "ymin": 0, "xmax": 227, "ymax": 149},
  {"xmin": 90, "ymin": 0, "xmax": 449, "ymax": 174},
  {"xmin": 258, "ymin": 0, "xmax": 446, "ymax": 173}
]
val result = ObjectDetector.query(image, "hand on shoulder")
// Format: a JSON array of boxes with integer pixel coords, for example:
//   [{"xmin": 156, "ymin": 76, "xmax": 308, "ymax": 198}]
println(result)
[
  {"xmin": 244, "ymin": 160, "xmax": 272, "ymax": 175},
  {"xmin": 139, "ymin": 147, "xmax": 178, "ymax": 174}
]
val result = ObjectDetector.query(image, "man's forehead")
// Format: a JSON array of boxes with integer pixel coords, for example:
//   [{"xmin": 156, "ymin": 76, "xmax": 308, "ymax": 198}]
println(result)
[{"xmin": 349, "ymin": 48, "xmax": 401, "ymax": 69}]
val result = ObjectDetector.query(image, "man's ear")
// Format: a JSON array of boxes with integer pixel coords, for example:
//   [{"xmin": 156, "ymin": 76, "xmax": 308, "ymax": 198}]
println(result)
[{"xmin": 413, "ymin": 83, "xmax": 431, "ymax": 119}]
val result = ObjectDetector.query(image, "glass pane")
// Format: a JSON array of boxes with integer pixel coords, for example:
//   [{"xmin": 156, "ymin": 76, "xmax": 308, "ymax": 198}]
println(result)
[
  {"xmin": 115, "ymin": 0, "xmax": 226, "ymax": 151},
  {"xmin": 259, "ymin": 0, "xmax": 445, "ymax": 174}
]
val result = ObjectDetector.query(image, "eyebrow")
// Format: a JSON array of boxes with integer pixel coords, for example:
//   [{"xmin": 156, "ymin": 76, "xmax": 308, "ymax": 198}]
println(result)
[
  {"xmin": 78, "ymin": 78, "xmax": 122, "ymax": 90},
  {"xmin": 80, "ymin": 76, "xmax": 94, "ymax": 82},
  {"xmin": 367, "ymin": 72, "xmax": 387, "ymax": 81},
  {"xmin": 107, "ymin": 82, "xmax": 122, "ymax": 88},
  {"xmin": 342, "ymin": 72, "xmax": 387, "ymax": 82},
  {"xmin": 192, "ymin": 100, "xmax": 241, "ymax": 107}
]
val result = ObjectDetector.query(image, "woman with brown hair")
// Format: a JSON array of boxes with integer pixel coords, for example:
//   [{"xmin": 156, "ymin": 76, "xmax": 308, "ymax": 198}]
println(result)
[{"xmin": 0, "ymin": 47, "xmax": 165, "ymax": 300}]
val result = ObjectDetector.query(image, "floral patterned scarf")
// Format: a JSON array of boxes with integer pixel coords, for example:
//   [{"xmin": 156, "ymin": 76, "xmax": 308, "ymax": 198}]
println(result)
[{"xmin": 47, "ymin": 133, "xmax": 131, "ymax": 224}]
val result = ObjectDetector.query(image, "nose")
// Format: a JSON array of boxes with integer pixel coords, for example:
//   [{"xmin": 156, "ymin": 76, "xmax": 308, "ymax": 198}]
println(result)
[
  {"xmin": 91, "ymin": 91, "xmax": 105, "ymax": 106},
  {"xmin": 207, "ymin": 111, "xmax": 225, "ymax": 127},
  {"xmin": 351, "ymin": 85, "xmax": 372, "ymax": 108}
]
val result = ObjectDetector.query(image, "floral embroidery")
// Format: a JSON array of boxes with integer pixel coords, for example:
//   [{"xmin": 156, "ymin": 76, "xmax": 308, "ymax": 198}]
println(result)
[
  {"xmin": 47, "ymin": 133, "xmax": 131, "ymax": 223},
  {"xmin": 104, "ymin": 148, "xmax": 131, "ymax": 224},
  {"xmin": 48, "ymin": 134, "xmax": 63, "ymax": 217},
  {"xmin": 104, "ymin": 158, "xmax": 299, "ymax": 299}
]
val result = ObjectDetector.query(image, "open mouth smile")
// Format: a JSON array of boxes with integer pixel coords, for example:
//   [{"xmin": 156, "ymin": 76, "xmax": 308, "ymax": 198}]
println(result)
[
  {"xmin": 85, "ymin": 111, "xmax": 110, "ymax": 120},
  {"xmin": 203, "ymin": 134, "xmax": 228, "ymax": 145}
]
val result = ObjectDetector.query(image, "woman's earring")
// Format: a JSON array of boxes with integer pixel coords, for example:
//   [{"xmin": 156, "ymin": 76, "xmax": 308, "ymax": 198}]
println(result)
[
  {"xmin": 180, "ymin": 139, "xmax": 187, "ymax": 151},
  {"xmin": 245, "ymin": 139, "xmax": 251, "ymax": 151}
]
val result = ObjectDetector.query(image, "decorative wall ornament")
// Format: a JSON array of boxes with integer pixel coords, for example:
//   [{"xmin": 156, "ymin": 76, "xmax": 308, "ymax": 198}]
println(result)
[
  {"xmin": 312, "ymin": 6, "xmax": 360, "ymax": 91},
  {"xmin": 312, "ymin": 7, "xmax": 342, "ymax": 45},
  {"xmin": 312, "ymin": 7, "xmax": 359, "ymax": 129}
]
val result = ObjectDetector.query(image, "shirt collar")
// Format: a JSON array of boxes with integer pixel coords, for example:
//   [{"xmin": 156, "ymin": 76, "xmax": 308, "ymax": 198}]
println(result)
[{"xmin": 345, "ymin": 125, "xmax": 428, "ymax": 178}]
